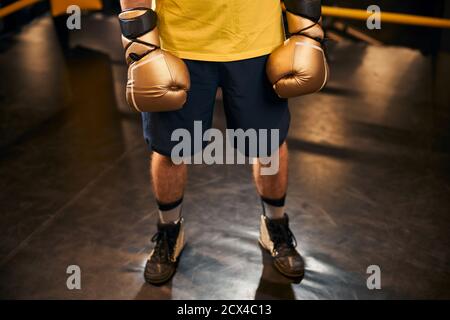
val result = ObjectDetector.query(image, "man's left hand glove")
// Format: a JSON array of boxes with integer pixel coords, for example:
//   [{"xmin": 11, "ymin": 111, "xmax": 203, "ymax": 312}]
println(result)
[{"xmin": 267, "ymin": 0, "xmax": 329, "ymax": 98}]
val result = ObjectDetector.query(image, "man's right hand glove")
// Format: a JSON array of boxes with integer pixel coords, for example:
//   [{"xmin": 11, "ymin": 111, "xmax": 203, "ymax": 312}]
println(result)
[
  {"xmin": 267, "ymin": 0, "xmax": 329, "ymax": 98},
  {"xmin": 119, "ymin": 8, "xmax": 190, "ymax": 112}
]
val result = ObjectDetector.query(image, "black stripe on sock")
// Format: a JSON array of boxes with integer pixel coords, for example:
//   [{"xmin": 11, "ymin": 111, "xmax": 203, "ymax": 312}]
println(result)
[
  {"xmin": 261, "ymin": 195, "xmax": 286, "ymax": 207},
  {"xmin": 156, "ymin": 197, "xmax": 183, "ymax": 211}
]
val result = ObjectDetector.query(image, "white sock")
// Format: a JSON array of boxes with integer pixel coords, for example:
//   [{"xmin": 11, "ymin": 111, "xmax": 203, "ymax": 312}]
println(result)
[
  {"xmin": 158, "ymin": 203, "xmax": 182, "ymax": 224},
  {"xmin": 263, "ymin": 202, "xmax": 285, "ymax": 220}
]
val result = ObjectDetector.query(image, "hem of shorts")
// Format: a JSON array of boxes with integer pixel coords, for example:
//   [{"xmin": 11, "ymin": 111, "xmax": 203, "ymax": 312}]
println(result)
[
  {"xmin": 162, "ymin": 45, "xmax": 282, "ymax": 62},
  {"xmin": 150, "ymin": 144, "xmax": 172, "ymax": 157},
  {"xmin": 278, "ymin": 116, "xmax": 290, "ymax": 152},
  {"xmin": 149, "ymin": 120, "xmax": 290, "ymax": 158},
  {"xmin": 262, "ymin": 114, "xmax": 290, "ymax": 158}
]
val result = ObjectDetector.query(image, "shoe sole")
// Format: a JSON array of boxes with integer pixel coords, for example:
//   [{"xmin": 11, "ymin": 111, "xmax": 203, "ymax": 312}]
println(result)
[
  {"xmin": 144, "ymin": 244, "xmax": 185, "ymax": 285},
  {"xmin": 258, "ymin": 239, "xmax": 305, "ymax": 279}
]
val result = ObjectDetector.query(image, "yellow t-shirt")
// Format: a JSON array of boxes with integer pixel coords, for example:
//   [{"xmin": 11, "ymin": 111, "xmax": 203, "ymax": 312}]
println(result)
[{"xmin": 155, "ymin": 0, "xmax": 285, "ymax": 62}]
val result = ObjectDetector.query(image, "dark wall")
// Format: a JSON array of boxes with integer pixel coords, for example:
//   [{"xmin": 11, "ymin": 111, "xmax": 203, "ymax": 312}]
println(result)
[
  {"xmin": 0, "ymin": 0, "xmax": 121, "ymax": 36},
  {"xmin": 0, "ymin": 0, "xmax": 50, "ymax": 35},
  {"xmin": 440, "ymin": 1, "xmax": 450, "ymax": 52}
]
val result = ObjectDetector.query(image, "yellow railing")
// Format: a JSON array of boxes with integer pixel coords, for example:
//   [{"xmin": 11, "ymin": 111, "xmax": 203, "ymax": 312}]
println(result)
[
  {"xmin": 0, "ymin": 0, "xmax": 42, "ymax": 18},
  {"xmin": 322, "ymin": 6, "xmax": 450, "ymax": 29}
]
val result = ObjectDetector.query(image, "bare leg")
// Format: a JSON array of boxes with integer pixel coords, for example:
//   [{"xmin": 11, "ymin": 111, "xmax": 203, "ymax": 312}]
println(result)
[
  {"xmin": 151, "ymin": 152, "xmax": 186, "ymax": 202},
  {"xmin": 253, "ymin": 141, "xmax": 288, "ymax": 201},
  {"xmin": 144, "ymin": 151, "xmax": 186, "ymax": 284},
  {"xmin": 255, "ymin": 142, "xmax": 303, "ymax": 277},
  {"xmin": 151, "ymin": 152, "xmax": 187, "ymax": 222}
]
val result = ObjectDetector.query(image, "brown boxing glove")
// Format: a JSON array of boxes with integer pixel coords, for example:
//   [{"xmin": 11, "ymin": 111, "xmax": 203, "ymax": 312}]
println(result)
[
  {"xmin": 119, "ymin": 8, "xmax": 190, "ymax": 112},
  {"xmin": 267, "ymin": 0, "xmax": 329, "ymax": 98}
]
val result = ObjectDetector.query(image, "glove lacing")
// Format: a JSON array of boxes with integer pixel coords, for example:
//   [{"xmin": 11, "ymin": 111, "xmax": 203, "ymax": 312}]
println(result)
[
  {"xmin": 291, "ymin": 22, "xmax": 330, "ymax": 61},
  {"xmin": 291, "ymin": 22, "xmax": 326, "ymax": 45},
  {"xmin": 125, "ymin": 38, "xmax": 160, "ymax": 62}
]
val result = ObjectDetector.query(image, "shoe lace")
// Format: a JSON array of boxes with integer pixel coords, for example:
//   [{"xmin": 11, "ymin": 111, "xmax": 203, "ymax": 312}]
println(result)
[
  {"xmin": 268, "ymin": 219, "xmax": 297, "ymax": 256},
  {"xmin": 150, "ymin": 228, "xmax": 175, "ymax": 263}
]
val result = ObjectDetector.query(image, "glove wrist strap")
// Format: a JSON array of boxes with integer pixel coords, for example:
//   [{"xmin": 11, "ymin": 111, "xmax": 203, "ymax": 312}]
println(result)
[
  {"xmin": 284, "ymin": 0, "xmax": 322, "ymax": 23},
  {"xmin": 119, "ymin": 8, "xmax": 157, "ymax": 39},
  {"xmin": 120, "ymin": 8, "xmax": 161, "ymax": 63}
]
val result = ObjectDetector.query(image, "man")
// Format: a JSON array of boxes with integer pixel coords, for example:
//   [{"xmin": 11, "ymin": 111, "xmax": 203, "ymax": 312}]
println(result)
[{"xmin": 119, "ymin": 0, "xmax": 328, "ymax": 284}]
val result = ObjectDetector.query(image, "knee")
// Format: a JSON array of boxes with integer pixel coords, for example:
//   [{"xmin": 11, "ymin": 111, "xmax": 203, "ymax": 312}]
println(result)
[
  {"xmin": 152, "ymin": 151, "xmax": 186, "ymax": 168},
  {"xmin": 257, "ymin": 141, "xmax": 288, "ymax": 165}
]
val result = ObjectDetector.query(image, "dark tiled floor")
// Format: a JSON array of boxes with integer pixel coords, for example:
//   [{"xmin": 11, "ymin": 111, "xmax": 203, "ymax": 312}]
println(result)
[{"xmin": 0, "ymin": 15, "xmax": 449, "ymax": 299}]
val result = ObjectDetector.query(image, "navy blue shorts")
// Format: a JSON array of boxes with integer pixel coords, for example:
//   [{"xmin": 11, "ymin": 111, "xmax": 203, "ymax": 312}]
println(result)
[{"xmin": 141, "ymin": 55, "xmax": 290, "ymax": 158}]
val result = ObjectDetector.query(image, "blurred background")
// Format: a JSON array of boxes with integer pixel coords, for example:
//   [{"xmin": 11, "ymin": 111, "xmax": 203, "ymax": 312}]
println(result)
[{"xmin": 0, "ymin": 1, "xmax": 449, "ymax": 299}]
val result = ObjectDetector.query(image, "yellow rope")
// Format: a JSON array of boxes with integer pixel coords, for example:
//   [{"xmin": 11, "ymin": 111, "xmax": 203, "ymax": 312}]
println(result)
[{"xmin": 322, "ymin": 6, "xmax": 450, "ymax": 29}]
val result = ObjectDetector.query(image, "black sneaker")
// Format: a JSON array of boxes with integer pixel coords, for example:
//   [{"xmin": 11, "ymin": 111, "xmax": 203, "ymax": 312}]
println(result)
[
  {"xmin": 259, "ymin": 214, "xmax": 305, "ymax": 278},
  {"xmin": 144, "ymin": 218, "xmax": 185, "ymax": 285}
]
